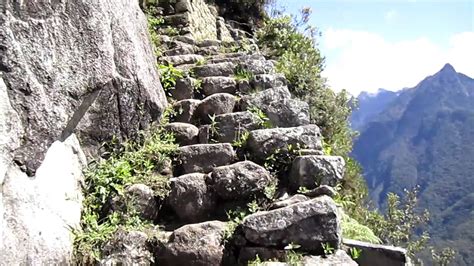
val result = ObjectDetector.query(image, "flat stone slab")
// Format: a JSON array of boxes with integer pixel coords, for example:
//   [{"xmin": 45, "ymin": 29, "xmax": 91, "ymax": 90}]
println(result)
[
  {"xmin": 343, "ymin": 239, "xmax": 410, "ymax": 266},
  {"xmin": 176, "ymin": 143, "xmax": 236, "ymax": 174},
  {"xmin": 289, "ymin": 155, "xmax": 345, "ymax": 191}
]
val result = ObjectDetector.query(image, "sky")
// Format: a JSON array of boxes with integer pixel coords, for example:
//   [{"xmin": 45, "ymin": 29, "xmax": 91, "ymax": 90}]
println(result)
[{"xmin": 274, "ymin": 0, "xmax": 474, "ymax": 96}]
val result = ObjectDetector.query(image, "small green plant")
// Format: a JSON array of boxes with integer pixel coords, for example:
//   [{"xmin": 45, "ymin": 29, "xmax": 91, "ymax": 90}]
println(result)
[
  {"xmin": 145, "ymin": 8, "xmax": 164, "ymax": 56},
  {"xmin": 234, "ymin": 65, "xmax": 254, "ymax": 82},
  {"xmin": 232, "ymin": 130, "xmax": 250, "ymax": 148},
  {"xmin": 163, "ymin": 26, "xmax": 179, "ymax": 36},
  {"xmin": 285, "ymin": 250, "xmax": 304, "ymax": 266},
  {"xmin": 223, "ymin": 209, "xmax": 247, "ymax": 242},
  {"xmin": 297, "ymin": 186, "xmax": 310, "ymax": 194},
  {"xmin": 430, "ymin": 247, "xmax": 456, "ymax": 266},
  {"xmin": 264, "ymin": 144, "xmax": 302, "ymax": 176},
  {"xmin": 208, "ymin": 114, "xmax": 220, "ymax": 142},
  {"xmin": 248, "ymin": 106, "xmax": 272, "ymax": 128},
  {"xmin": 193, "ymin": 78, "xmax": 203, "ymax": 94},
  {"xmin": 159, "ymin": 64, "xmax": 184, "ymax": 96},
  {"xmin": 264, "ymin": 179, "xmax": 278, "ymax": 200},
  {"xmin": 247, "ymin": 200, "xmax": 260, "ymax": 213},
  {"xmin": 349, "ymin": 247, "xmax": 362, "ymax": 260},
  {"xmin": 196, "ymin": 58, "xmax": 207, "ymax": 66},
  {"xmin": 321, "ymin": 242, "xmax": 335, "ymax": 256}
]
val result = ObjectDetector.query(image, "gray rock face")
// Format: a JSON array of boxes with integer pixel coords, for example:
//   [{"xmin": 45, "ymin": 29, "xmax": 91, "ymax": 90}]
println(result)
[
  {"xmin": 101, "ymin": 229, "xmax": 153, "ymax": 265},
  {"xmin": 110, "ymin": 184, "xmax": 159, "ymax": 221},
  {"xmin": 0, "ymin": 1, "xmax": 167, "ymax": 262},
  {"xmin": 289, "ymin": 155, "xmax": 345, "ymax": 190},
  {"xmin": 202, "ymin": 76, "xmax": 237, "ymax": 95},
  {"xmin": 172, "ymin": 99, "xmax": 201, "ymax": 123},
  {"xmin": 238, "ymin": 55, "xmax": 275, "ymax": 75},
  {"xmin": 156, "ymin": 221, "xmax": 227, "ymax": 266},
  {"xmin": 161, "ymin": 54, "xmax": 205, "ymax": 66},
  {"xmin": 177, "ymin": 143, "xmax": 236, "ymax": 174},
  {"xmin": 251, "ymin": 74, "xmax": 287, "ymax": 90},
  {"xmin": 168, "ymin": 173, "xmax": 216, "ymax": 222},
  {"xmin": 214, "ymin": 111, "xmax": 260, "ymax": 143},
  {"xmin": 302, "ymin": 250, "xmax": 357, "ymax": 266},
  {"xmin": 193, "ymin": 62, "xmax": 235, "ymax": 77},
  {"xmin": 195, "ymin": 93, "xmax": 237, "ymax": 123},
  {"xmin": 164, "ymin": 122, "xmax": 199, "ymax": 145},
  {"xmin": 269, "ymin": 194, "xmax": 310, "ymax": 210},
  {"xmin": 242, "ymin": 87, "xmax": 310, "ymax": 127},
  {"xmin": 210, "ymin": 161, "xmax": 274, "ymax": 200},
  {"xmin": 302, "ymin": 185, "xmax": 337, "ymax": 198},
  {"xmin": 343, "ymin": 239, "xmax": 410, "ymax": 266},
  {"xmin": 247, "ymin": 125, "xmax": 323, "ymax": 160},
  {"xmin": 241, "ymin": 196, "xmax": 341, "ymax": 251},
  {"xmin": 1, "ymin": 0, "xmax": 167, "ymax": 175}
]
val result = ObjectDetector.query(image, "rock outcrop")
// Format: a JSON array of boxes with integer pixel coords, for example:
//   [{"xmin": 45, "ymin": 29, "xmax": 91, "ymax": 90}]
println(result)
[{"xmin": 0, "ymin": 0, "xmax": 166, "ymax": 263}]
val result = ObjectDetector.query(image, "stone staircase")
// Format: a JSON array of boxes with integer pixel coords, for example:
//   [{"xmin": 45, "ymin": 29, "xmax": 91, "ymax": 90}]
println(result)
[{"xmin": 101, "ymin": 1, "xmax": 411, "ymax": 265}]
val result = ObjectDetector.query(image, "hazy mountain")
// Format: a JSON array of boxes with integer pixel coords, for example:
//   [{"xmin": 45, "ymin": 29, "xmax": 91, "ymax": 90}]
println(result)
[
  {"xmin": 352, "ymin": 64, "xmax": 474, "ymax": 265},
  {"xmin": 351, "ymin": 89, "xmax": 400, "ymax": 130}
]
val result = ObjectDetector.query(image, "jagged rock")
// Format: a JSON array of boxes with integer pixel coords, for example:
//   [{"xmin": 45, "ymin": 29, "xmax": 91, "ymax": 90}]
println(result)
[
  {"xmin": 343, "ymin": 239, "xmax": 411, "ymax": 266},
  {"xmin": 193, "ymin": 62, "xmax": 236, "ymax": 77},
  {"xmin": 202, "ymin": 76, "xmax": 237, "ymax": 95},
  {"xmin": 177, "ymin": 143, "xmax": 236, "ymax": 174},
  {"xmin": 237, "ymin": 79, "xmax": 252, "ymax": 94},
  {"xmin": 298, "ymin": 149, "xmax": 325, "ymax": 156},
  {"xmin": 195, "ymin": 93, "xmax": 237, "ymax": 123},
  {"xmin": 155, "ymin": 221, "xmax": 227, "ymax": 266},
  {"xmin": 174, "ymin": 36, "xmax": 196, "ymax": 45},
  {"xmin": 214, "ymin": 111, "xmax": 261, "ymax": 143},
  {"xmin": 210, "ymin": 161, "xmax": 274, "ymax": 200},
  {"xmin": 171, "ymin": 99, "xmax": 201, "ymax": 123},
  {"xmin": 164, "ymin": 14, "xmax": 190, "ymax": 26},
  {"xmin": 269, "ymin": 194, "xmax": 310, "ymax": 210},
  {"xmin": 199, "ymin": 39, "xmax": 221, "ymax": 47},
  {"xmin": 164, "ymin": 122, "xmax": 199, "ymax": 145},
  {"xmin": 301, "ymin": 185, "xmax": 337, "ymax": 198},
  {"xmin": 161, "ymin": 54, "xmax": 205, "ymax": 66},
  {"xmin": 302, "ymin": 250, "xmax": 357, "ymax": 266},
  {"xmin": 171, "ymin": 76, "xmax": 195, "ymax": 100},
  {"xmin": 238, "ymin": 55, "xmax": 275, "ymax": 75},
  {"xmin": 289, "ymin": 155, "xmax": 345, "ymax": 190},
  {"xmin": 163, "ymin": 44, "xmax": 196, "ymax": 56},
  {"xmin": 251, "ymin": 74, "xmax": 287, "ymax": 90},
  {"xmin": 247, "ymin": 125, "xmax": 323, "ymax": 160},
  {"xmin": 101, "ymin": 229, "xmax": 153, "ymax": 265},
  {"xmin": 241, "ymin": 87, "xmax": 310, "ymax": 127},
  {"xmin": 241, "ymin": 196, "xmax": 341, "ymax": 251},
  {"xmin": 109, "ymin": 184, "xmax": 159, "ymax": 221},
  {"xmin": 168, "ymin": 173, "xmax": 216, "ymax": 222}
]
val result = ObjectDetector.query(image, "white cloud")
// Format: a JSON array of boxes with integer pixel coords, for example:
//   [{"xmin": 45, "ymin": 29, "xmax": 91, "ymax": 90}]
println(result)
[
  {"xmin": 321, "ymin": 29, "xmax": 474, "ymax": 96},
  {"xmin": 384, "ymin": 9, "xmax": 398, "ymax": 22}
]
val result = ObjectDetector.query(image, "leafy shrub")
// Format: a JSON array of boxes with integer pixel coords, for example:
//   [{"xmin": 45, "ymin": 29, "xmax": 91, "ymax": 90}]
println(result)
[
  {"xmin": 158, "ymin": 63, "xmax": 184, "ymax": 96},
  {"xmin": 73, "ymin": 126, "xmax": 177, "ymax": 262}
]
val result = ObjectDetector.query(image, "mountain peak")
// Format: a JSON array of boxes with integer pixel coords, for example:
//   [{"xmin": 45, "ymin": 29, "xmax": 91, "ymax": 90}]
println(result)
[{"xmin": 439, "ymin": 63, "xmax": 456, "ymax": 75}]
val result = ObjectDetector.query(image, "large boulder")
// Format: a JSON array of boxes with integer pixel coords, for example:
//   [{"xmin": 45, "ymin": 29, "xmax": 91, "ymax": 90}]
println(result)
[
  {"xmin": 202, "ymin": 76, "xmax": 237, "ymax": 96},
  {"xmin": 209, "ymin": 161, "xmax": 274, "ymax": 200},
  {"xmin": 241, "ymin": 87, "xmax": 310, "ymax": 127},
  {"xmin": 155, "ymin": 221, "xmax": 227, "ymax": 266},
  {"xmin": 168, "ymin": 173, "xmax": 216, "ymax": 222},
  {"xmin": 176, "ymin": 143, "xmax": 236, "ymax": 174},
  {"xmin": 289, "ymin": 155, "xmax": 345, "ymax": 190},
  {"xmin": 109, "ymin": 184, "xmax": 159, "ymax": 221},
  {"xmin": 214, "ymin": 111, "xmax": 261, "ymax": 143},
  {"xmin": 241, "ymin": 196, "xmax": 341, "ymax": 251},
  {"xmin": 246, "ymin": 125, "xmax": 323, "ymax": 160},
  {"xmin": 343, "ymin": 239, "xmax": 411, "ymax": 266},
  {"xmin": 193, "ymin": 62, "xmax": 235, "ymax": 77},
  {"xmin": 171, "ymin": 99, "xmax": 201, "ymax": 123},
  {"xmin": 194, "ymin": 93, "xmax": 237, "ymax": 123},
  {"xmin": 101, "ymin": 229, "xmax": 153, "ymax": 265},
  {"xmin": 164, "ymin": 122, "xmax": 199, "ymax": 146},
  {"xmin": 0, "ymin": 0, "xmax": 167, "ymax": 262}
]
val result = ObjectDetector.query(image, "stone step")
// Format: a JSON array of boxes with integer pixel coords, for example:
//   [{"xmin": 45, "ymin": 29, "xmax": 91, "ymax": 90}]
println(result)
[
  {"xmin": 163, "ymin": 122, "xmax": 199, "ymax": 146},
  {"xmin": 160, "ymin": 54, "xmax": 205, "ymax": 66},
  {"xmin": 170, "ymin": 99, "xmax": 201, "ymax": 123},
  {"xmin": 241, "ymin": 87, "xmax": 310, "ymax": 128},
  {"xmin": 241, "ymin": 195, "xmax": 341, "ymax": 251},
  {"xmin": 193, "ymin": 92, "xmax": 237, "ymax": 124},
  {"xmin": 201, "ymin": 76, "xmax": 237, "ymax": 96},
  {"xmin": 247, "ymin": 125, "xmax": 323, "ymax": 160},
  {"xmin": 169, "ymin": 76, "xmax": 197, "ymax": 101},
  {"xmin": 192, "ymin": 61, "xmax": 236, "ymax": 77},
  {"xmin": 289, "ymin": 155, "xmax": 345, "ymax": 191},
  {"xmin": 210, "ymin": 111, "xmax": 261, "ymax": 143},
  {"xmin": 176, "ymin": 143, "xmax": 236, "ymax": 175}
]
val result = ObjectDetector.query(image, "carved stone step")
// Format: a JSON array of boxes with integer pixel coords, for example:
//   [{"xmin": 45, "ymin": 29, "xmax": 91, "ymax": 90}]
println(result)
[
  {"xmin": 194, "ymin": 93, "xmax": 237, "ymax": 124},
  {"xmin": 161, "ymin": 54, "xmax": 205, "ymax": 66},
  {"xmin": 163, "ymin": 122, "xmax": 199, "ymax": 146},
  {"xmin": 247, "ymin": 125, "xmax": 323, "ymax": 160},
  {"xmin": 201, "ymin": 76, "xmax": 237, "ymax": 96},
  {"xmin": 176, "ymin": 143, "xmax": 236, "ymax": 174},
  {"xmin": 289, "ymin": 155, "xmax": 345, "ymax": 191},
  {"xmin": 171, "ymin": 99, "xmax": 201, "ymax": 123},
  {"xmin": 192, "ymin": 61, "xmax": 236, "ymax": 77}
]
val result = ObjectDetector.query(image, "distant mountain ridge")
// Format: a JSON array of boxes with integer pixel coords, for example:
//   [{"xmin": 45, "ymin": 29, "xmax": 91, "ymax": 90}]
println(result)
[{"xmin": 351, "ymin": 64, "xmax": 474, "ymax": 265}]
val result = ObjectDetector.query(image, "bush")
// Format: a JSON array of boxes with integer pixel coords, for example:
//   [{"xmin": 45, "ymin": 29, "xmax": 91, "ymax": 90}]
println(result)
[{"xmin": 73, "ymin": 125, "xmax": 177, "ymax": 262}]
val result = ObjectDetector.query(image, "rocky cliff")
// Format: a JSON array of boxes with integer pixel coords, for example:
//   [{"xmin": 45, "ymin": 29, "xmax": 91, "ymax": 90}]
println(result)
[
  {"xmin": 0, "ymin": 0, "xmax": 166, "ymax": 263},
  {"xmin": 0, "ymin": 0, "xmax": 410, "ymax": 264}
]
